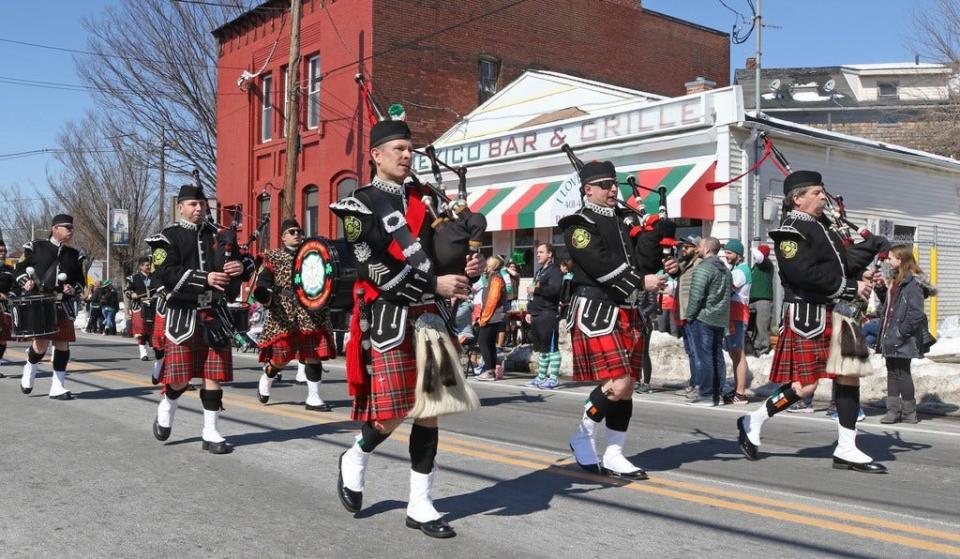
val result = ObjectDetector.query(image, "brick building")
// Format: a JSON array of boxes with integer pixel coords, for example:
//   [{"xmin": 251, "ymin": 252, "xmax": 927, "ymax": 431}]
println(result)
[
  {"xmin": 736, "ymin": 62, "xmax": 957, "ymax": 157},
  {"xmin": 212, "ymin": 0, "xmax": 729, "ymax": 248}
]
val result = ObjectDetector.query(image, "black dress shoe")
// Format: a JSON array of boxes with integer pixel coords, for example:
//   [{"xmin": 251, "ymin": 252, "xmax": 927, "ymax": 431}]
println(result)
[
  {"xmin": 832, "ymin": 457, "xmax": 887, "ymax": 473},
  {"xmin": 202, "ymin": 440, "xmax": 233, "ymax": 454},
  {"xmin": 153, "ymin": 419, "xmax": 172, "ymax": 441},
  {"xmin": 141, "ymin": 356, "xmax": 150, "ymax": 361},
  {"xmin": 257, "ymin": 392, "xmax": 269, "ymax": 404},
  {"xmin": 49, "ymin": 392, "xmax": 74, "ymax": 401},
  {"xmin": 568, "ymin": 443, "xmax": 601, "ymax": 474},
  {"xmin": 0, "ymin": 372, "xmax": 6, "ymax": 378},
  {"xmin": 337, "ymin": 451, "xmax": 362, "ymax": 513},
  {"xmin": 20, "ymin": 385, "xmax": 32, "ymax": 395},
  {"xmin": 305, "ymin": 402, "xmax": 333, "ymax": 412},
  {"xmin": 602, "ymin": 467, "xmax": 649, "ymax": 481},
  {"xmin": 737, "ymin": 416, "xmax": 759, "ymax": 460},
  {"xmin": 405, "ymin": 516, "xmax": 456, "ymax": 538},
  {"xmin": 151, "ymin": 375, "xmax": 160, "ymax": 386}
]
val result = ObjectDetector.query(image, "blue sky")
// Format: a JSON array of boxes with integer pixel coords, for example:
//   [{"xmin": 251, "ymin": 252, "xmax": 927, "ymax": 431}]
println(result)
[{"xmin": 0, "ymin": 0, "xmax": 940, "ymax": 204}]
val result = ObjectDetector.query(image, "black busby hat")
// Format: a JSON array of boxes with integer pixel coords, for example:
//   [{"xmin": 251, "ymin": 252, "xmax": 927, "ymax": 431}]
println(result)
[
  {"xmin": 52, "ymin": 214, "xmax": 74, "ymax": 226},
  {"xmin": 370, "ymin": 120, "xmax": 411, "ymax": 148},
  {"xmin": 177, "ymin": 184, "xmax": 205, "ymax": 201},
  {"xmin": 138, "ymin": 255, "xmax": 152, "ymax": 265},
  {"xmin": 280, "ymin": 218, "xmax": 302, "ymax": 234},
  {"xmin": 783, "ymin": 170, "xmax": 823, "ymax": 196},
  {"xmin": 579, "ymin": 161, "xmax": 617, "ymax": 186}
]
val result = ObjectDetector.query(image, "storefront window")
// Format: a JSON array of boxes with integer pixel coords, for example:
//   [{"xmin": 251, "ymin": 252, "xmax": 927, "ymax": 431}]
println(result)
[
  {"xmin": 512, "ymin": 229, "xmax": 536, "ymax": 276},
  {"xmin": 550, "ymin": 228, "xmax": 570, "ymax": 264}
]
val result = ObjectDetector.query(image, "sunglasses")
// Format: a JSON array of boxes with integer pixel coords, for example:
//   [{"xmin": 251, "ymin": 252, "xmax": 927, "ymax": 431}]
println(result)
[
  {"xmin": 284, "ymin": 228, "xmax": 304, "ymax": 236},
  {"xmin": 588, "ymin": 180, "xmax": 619, "ymax": 190}
]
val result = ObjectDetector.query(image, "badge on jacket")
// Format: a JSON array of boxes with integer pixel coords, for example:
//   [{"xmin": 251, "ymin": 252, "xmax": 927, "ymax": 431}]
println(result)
[
  {"xmin": 571, "ymin": 228, "xmax": 591, "ymax": 249},
  {"xmin": 779, "ymin": 240, "xmax": 798, "ymax": 259}
]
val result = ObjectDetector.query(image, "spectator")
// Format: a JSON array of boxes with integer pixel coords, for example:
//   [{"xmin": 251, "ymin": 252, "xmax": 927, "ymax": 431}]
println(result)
[
  {"xmin": 876, "ymin": 245, "xmax": 936, "ymax": 424},
  {"xmin": 749, "ymin": 244, "xmax": 776, "ymax": 356},
  {"xmin": 683, "ymin": 237, "xmax": 732, "ymax": 405},
  {"xmin": 655, "ymin": 276, "xmax": 680, "ymax": 337},
  {"xmin": 722, "ymin": 239, "xmax": 751, "ymax": 405},
  {"xmin": 476, "ymin": 255, "xmax": 508, "ymax": 381},
  {"xmin": 498, "ymin": 261, "xmax": 520, "ymax": 348},
  {"xmin": 84, "ymin": 280, "xmax": 104, "ymax": 333},
  {"xmin": 525, "ymin": 243, "xmax": 563, "ymax": 389},
  {"xmin": 100, "ymin": 280, "xmax": 119, "ymax": 335},
  {"xmin": 673, "ymin": 236, "xmax": 702, "ymax": 397},
  {"xmin": 558, "ymin": 259, "xmax": 574, "ymax": 317}
]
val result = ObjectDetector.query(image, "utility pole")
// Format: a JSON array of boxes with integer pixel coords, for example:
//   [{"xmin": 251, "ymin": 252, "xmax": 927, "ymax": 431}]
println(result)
[
  {"xmin": 159, "ymin": 127, "xmax": 166, "ymax": 225},
  {"xmin": 282, "ymin": 0, "xmax": 302, "ymax": 220},
  {"xmin": 749, "ymin": 0, "xmax": 763, "ymax": 248},
  {"xmin": 106, "ymin": 200, "xmax": 111, "ymax": 288}
]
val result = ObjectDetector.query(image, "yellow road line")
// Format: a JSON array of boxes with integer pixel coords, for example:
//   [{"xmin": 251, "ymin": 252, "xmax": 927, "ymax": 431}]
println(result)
[{"xmin": 14, "ymin": 350, "xmax": 960, "ymax": 554}]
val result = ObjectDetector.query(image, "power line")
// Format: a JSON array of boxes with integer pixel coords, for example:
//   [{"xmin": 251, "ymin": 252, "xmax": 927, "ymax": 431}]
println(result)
[
  {"xmin": 0, "ymin": 36, "xmax": 249, "ymax": 71},
  {"xmin": 318, "ymin": 0, "xmax": 534, "ymax": 81}
]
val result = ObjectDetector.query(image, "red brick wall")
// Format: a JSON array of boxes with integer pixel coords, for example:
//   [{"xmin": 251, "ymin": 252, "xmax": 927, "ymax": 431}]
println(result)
[{"xmin": 372, "ymin": 0, "xmax": 729, "ymax": 145}]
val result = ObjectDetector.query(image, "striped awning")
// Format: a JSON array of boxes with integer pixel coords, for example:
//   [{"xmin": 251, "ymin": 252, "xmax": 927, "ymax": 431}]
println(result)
[{"xmin": 464, "ymin": 157, "xmax": 716, "ymax": 231}]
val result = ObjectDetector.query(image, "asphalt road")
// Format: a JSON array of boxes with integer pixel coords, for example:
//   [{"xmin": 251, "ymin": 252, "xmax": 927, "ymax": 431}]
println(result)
[{"xmin": 1, "ymin": 333, "xmax": 958, "ymax": 558}]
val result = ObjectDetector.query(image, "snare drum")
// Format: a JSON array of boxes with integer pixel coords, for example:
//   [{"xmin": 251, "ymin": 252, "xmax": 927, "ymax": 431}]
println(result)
[
  {"xmin": 293, "ymin": 237, "xmax": 357, "ymax": 313},
  {"xmin": 228, "ymin": 303, "xmax": 250, "ymax": 333},
  {"xmin": 10, "ymin": 295, "xmax": 59, "ymax": 338}
]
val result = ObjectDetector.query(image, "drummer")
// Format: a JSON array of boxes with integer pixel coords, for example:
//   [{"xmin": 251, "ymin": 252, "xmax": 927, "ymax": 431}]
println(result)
[
  {"xmin": 124, "ymin": 256, "xmax": 157, "ymax": 362},
  {"xmin": 15, "ymin": 214, "xmax": 86, "ymax": 400},
  {"xmin": 0, "ymin": 239, "xmax": 16, "ymax": 377},
  {"xmin": 253, "ymin": 218, "xmax": 337, "ymax": 411}
]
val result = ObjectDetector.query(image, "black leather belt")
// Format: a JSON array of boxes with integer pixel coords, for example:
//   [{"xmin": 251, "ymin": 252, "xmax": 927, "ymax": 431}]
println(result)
[{"xmin": 574, "ymin": 285, "xmax": 616, "ymax": 303}]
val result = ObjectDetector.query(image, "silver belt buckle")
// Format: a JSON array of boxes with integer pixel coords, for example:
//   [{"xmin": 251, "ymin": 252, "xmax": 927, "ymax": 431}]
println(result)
[{"xmin": 197, "ymin": 292, "xmax": 213, "ymax": 307}]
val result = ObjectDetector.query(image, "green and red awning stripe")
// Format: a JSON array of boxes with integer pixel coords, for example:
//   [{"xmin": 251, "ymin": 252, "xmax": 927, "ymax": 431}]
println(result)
[
  {"xmin": 502, "ymin": 181, "xmax": 562, "ymax": 230},
  {"xmin": 463, "ymin": 158, "xmax": 716, "ymax": 231}
]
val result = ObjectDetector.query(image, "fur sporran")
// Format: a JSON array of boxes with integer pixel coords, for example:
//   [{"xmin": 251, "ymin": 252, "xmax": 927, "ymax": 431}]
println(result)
[
  {"xmin": 408, "ymin": 313, "xmax": 480, "ymax": 418},
  {"xmin": 826, "ymin": 312, "xmax": 873, "ymax": 377}
]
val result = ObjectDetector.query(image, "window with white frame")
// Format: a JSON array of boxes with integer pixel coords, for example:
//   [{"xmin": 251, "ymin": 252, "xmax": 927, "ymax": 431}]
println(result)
[
  {"xmin": 307, "ymin": 55, "xmax": 321, "ymax": 129},
  {"xmin": 261, "ymin": 74, "xmax": 273, "ymax": 142},
  {"xmin": 877, "ymin": 81, "xmax": 899, "ymax": 98},
  {"xmin": 304, "ymin": 185, "xmax": 319, "ymax": 237},
  {"xmin": 478, "ymin": 55, "xmax": 500, "ymax": 104}
]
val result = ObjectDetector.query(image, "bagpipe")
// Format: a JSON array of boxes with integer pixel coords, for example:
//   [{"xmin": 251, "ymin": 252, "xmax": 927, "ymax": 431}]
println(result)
[{"xmin": 560, "ymin": 143, "xmax": 678, "ymax": 278}]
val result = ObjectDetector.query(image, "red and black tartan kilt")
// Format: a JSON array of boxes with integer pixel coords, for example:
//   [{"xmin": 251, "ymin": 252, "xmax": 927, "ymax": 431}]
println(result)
[
  {"xmin": 259, "ymin": 329, "xmax": 336, "ymax": 364},
  {"xmin": 150, "ymin": 313, "xmax": 166, "ymax": 351},
  {"xmin": 571, "ymin": 307, "xmax": 644, "ymax": 382},
  {"xmin": 159, "ymin": 311, "xmax": 232, "ymax": 385},
  {"xmin": 30, "ymin": 319, "xmax": 76, "ymax": 343},
  {"xmin": 351, "ymin": 305, "xmax": 437, "ymax": 423},
  {"xmin": 769, "ymin": 319, "xmax": 835, "ymax": 384},
  {"xmin": 0, "ymin": 312, "xmax": 11, "ymax": 342},
  {"xmin": 129, "ymin": 308, "xmax": 154, "ymax": 338}
]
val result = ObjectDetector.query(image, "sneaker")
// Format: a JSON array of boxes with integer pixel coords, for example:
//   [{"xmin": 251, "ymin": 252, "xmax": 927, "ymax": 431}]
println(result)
[
  {"xmin": 525, "ymin": 377, "xmax": 544, "ymax": 387},
  {"xmin": 786, "ymin": 400, "xmax": 814, "ymax": 413},
  {"xmin": 495, "ymin": 364, "xmax": 505, "ymax": 381},
  {"xmin": 685, "ymin": 392, "xmax": 703, "ymax": 403},
  {"xmin": 540, "ymin": 377, "xmax": 559, "ymax": 389},
  {"xmin": 724, "ymin": 393, "xmax": 750, "ymax": 406},
  {"xmin": 476, "ymin": 371, "xmax": 495, "ymax": 381},
  {"xmin": 675, "ymin": 386, "xmax": 696, "ymax": 396},
  {"xmin": 635, "ymin": 382, "xmax": 652, "ymax": 394}
]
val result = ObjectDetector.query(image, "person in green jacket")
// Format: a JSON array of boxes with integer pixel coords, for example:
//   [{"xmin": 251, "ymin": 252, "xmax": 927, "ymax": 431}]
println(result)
[
  {"xmin": 749, "ymin": 244, "xmax": 776, "ymax": 356},
  {"xmin": 683, "ymin": 237, "xmax": 732, "ymax": 405}
]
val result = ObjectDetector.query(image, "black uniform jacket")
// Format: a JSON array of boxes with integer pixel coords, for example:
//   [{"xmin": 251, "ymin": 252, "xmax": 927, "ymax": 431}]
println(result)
[
  {"xmin": 769, "ymin": 210, "xmax": 860, "ymax": 304},
  {"xmin": 330, "ymin": 177, "xmax": 443, "ymax": 352},
  {"xmin": 15, "ymin": 238, "xmax": 85, "ymax": 294},
  {"xmin": 560, "ymin": 200, "xmax": 645, "ymax": 304}
]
